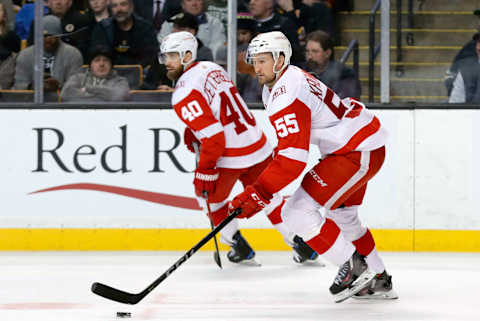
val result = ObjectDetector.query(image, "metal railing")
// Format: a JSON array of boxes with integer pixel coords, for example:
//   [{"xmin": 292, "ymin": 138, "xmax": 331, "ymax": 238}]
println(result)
[
  {"xmin": 369, "ymin": 0, "xmax": 382, "ymax": 102},
  {"xmin": 397, "ymin": 0, "xmax": 416, "ymax": 76},
  {"xmin": 370, "ymin": 0, "xmax": 415, "ymax": 101},
  {"xmin": 340, "ymin": 39, "xmax": 359, "ymax": 78}
]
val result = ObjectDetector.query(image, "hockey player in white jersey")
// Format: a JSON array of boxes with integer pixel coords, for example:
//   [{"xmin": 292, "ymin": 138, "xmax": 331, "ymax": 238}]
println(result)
[
  {"xmin": 230, "ymin": 31, "xmax": 398, "ymax": 301},
  {"xmin": 159, "ymin": 31, "xmax": 319, "ymax": 264}
]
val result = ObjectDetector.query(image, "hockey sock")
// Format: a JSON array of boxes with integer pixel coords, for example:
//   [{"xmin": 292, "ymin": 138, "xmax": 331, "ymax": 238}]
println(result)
[
  {"xmin": 265, "ymin": 198, "xmax": 295, "ymax": 245},
  {"xmin": 364, "ymin": 248, "xmax": 386, "ymax": 274},
  {"xmin": 352, "ymin": 229, "xmax": 385, "ymax": 273},
  {"xmin": 306, "ymin": 218, "xmax": 355, "ymax": 266}
]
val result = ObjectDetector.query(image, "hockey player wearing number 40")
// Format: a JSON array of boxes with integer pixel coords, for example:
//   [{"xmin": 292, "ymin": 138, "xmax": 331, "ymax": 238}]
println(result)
[
  {"xmin": 159, "ymin": 31, "xmax": 320, "ymax": 265},
  {"xmin": 230, "ymin": 31, "xmax": 399, "ymax": 302}
]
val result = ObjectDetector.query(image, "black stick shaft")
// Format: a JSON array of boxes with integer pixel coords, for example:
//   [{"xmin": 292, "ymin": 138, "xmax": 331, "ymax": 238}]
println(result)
[
  {"xmin": 205, "ymin": 199, "xmax": 223, "ymax": 268},
  {"xmin": 91, "ymin": 208, "xmax": 241, "ymax": 304},
  {"xmin": 194, "ymin": 142, "xmax": 222, "ymax": 268}
]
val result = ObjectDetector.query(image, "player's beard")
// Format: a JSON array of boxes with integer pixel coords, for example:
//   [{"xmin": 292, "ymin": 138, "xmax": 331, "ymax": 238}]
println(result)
[
  {"xmin": 166, "ymin": 65, "xmax": 183, "ymax": 81},
  {"xmin": 258, "ymin": 73, "xmax": 276, "ymax": 87}
]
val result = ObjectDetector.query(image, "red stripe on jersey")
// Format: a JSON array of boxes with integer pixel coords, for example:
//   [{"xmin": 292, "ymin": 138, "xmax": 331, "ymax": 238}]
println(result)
[
  {"xmin": 223, "ymin": 133, "xmax": 267, "ymax": 157},
  {"xmin": 333, "ymin": 116, "xmax": 381, "ymax": 155},
  {"xmin": 173, "ymin": 89, "xmax": 218, "ymax": 132},
  {"xmin": 257, "ymin": 155, "xmax": 306, "ymax": 195}
]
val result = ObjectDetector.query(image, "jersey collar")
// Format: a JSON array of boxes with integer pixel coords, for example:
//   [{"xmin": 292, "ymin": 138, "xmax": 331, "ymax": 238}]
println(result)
[
  {"xmin": 268, "ymin": 66, "xmax": 289, "ymax": 92},
  {"xmin": 184, "ymin": 61, "xmax": 199, "ymax": 73}
]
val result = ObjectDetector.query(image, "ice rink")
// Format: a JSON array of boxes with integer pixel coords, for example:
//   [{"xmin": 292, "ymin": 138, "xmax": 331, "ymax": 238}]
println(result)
[{"xmin": 0, "ymin": 251, "xmax": 478, "ymax": 321}]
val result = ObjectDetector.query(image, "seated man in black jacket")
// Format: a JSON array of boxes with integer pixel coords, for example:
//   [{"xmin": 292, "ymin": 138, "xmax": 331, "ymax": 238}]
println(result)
[
  {"xmin": 304, "ymin": 30, "xmax": 360, "ymax": 99},
  {"xmin": 28, "ymin": 0, "xmax": 92, "ymax": 59},
  {"xmin": 89, "ymin": 0, "xmax": 159, "ymax": 89}
]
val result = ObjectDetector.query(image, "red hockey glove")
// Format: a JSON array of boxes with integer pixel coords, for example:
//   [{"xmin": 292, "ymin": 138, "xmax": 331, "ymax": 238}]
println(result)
[
  {"xmin": 231, "ymin": 184, "xmax": 272, "ymax": 219},
  {"xmin": 193, "ymin": 168, "xmax": 219, "ymax": 198},
  {"xmin": 184, "ymin": 127, "xmax": 200, "ymax": 153}
]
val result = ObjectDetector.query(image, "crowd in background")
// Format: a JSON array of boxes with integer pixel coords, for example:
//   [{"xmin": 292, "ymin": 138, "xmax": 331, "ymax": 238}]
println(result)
[{"xmin": 0, "ymin": 0, "xmax": 360, "ymax": 102}]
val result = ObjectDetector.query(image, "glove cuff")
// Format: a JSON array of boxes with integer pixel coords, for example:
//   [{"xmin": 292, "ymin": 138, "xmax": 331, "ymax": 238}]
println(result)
[
  {"xmin": 252, "ymin": 183, "xmax": 273, "ymax": 202},
  {"xmin": 195, "ymin": 168, "xmax": 219, "ymax": 181}
]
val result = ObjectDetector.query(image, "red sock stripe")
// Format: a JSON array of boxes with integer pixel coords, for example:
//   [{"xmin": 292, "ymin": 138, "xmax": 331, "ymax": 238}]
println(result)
[
  {"xmin": 266, "ymin": 199, "xmax": 285, "ymax": 225},
  {"xmin": 306, "ymin": 218, "xmax": 340, "ymax": 254},
  {"xmin": 352, "ymin": 229, "xmax": 375, "ymax": 256},
  {"xmin": 208, "ymin": 203, "xmax": 229, "ymax": 226}
]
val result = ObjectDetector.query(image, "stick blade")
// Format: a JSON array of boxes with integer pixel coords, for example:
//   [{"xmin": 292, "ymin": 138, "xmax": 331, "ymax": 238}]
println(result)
[
  {"xmin": 213, "ymin": 252, "xmax": 222, "ymax": 269},
  {"xmin": 91, "ymin": 282, "xmax": 143, "ymax": 305}
]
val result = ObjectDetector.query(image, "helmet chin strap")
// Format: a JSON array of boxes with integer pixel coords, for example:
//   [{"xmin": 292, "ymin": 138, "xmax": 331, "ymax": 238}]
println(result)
[
  {"xmin": 272, "ymin": 53, "xmax": 287, "ymax": 82},
  {"xmin": 181, "ymin": 52, "xmax": 195, "ymax": 71}
]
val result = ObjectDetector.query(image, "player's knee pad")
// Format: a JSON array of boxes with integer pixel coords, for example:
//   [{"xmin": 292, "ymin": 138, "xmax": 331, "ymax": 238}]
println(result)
[
  {"xmin": 282, "ymin": 188, "xmax": 324, "ymax": 241},
  {"xmin": 326, "ymin": 205, "xmax": 366, "ymax": 242}
]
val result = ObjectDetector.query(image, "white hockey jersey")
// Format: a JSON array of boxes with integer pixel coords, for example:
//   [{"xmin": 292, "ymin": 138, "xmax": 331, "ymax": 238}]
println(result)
[
  {"xmin": 172, "ymin": 61, "xmax": 272, "ymax": 169},
  {"xmin": 257, "ymin": 65, "xmax": 387, "ymax": 195}
]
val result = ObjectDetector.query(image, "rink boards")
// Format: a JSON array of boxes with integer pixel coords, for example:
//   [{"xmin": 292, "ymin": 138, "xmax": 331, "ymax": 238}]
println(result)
[{"xmin": 0, "ymin": 109, "xmax": 478, "ymax": 251}]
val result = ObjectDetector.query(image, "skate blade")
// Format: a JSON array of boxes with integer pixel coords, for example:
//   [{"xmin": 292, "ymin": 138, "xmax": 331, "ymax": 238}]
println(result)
[
  {"xmin": 234, "ymin": 258, "xmax": 262, "ymax": 267},
  {"xmin": 353, "ymin": 289, "xmax": 399, "ymax": 300},
  {"xmin": 334, "ymin": 269, "xmax": 376, "ymax": 303},
  {"xmin": 294, "ymin": 258, "xmax": 326, "ymax": 267}
]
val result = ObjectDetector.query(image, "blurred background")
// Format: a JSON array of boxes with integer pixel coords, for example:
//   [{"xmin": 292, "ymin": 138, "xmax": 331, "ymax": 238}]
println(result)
[{"xmin": 2, "ymin": 0, "xmax": 480, "ymax": 105}]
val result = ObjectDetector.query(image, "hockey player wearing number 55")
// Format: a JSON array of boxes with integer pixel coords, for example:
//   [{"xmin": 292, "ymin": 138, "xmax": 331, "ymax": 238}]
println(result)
[
  {"xmin": 159, "ymin": 31, "xmax": 319, "ymax": 265},
  {"xmin": 230, "ymin": 31, "xmax": 398, "ymax": 302}
]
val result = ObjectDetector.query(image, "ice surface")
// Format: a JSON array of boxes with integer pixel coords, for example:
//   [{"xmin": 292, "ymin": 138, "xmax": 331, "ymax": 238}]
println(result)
[{"xmin": 0, "ymin": 251, "xmax": 477, "ymax": 321}]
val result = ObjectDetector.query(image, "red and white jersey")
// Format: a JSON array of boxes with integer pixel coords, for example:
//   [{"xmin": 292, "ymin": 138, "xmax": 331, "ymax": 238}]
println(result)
[
  {"xmin": 257, "ymin": 65, "xmax": 387, "ymax": 195},
  {"xmin": 172, "ymin": 61, "xmax": 272, "ymax": 169}
]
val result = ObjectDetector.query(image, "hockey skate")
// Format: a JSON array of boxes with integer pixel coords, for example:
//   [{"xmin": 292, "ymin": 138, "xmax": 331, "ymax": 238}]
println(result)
[
  {"xmin": 227, "ymin": 231, "xmax": 261, "ymax": 266},
  {"xmin": 353, "ymin": 271, "xmax": 399, "ymax": 300},
  {"xmin": 292, "ymin": 236, "xmax": 323, "ymax": 265},
  {"xmin": 329, "ymin": 251, "xmax": 376, "ymax": 303}
]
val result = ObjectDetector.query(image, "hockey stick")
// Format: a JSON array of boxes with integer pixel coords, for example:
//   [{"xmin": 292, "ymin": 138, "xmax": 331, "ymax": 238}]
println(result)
[
  {"xmin": 91, "ymin": 208, "xmax": 242, "ymax": 305},
  {"xmin": 203, "ymin": 195, "xmax": 223, "ymax": 268},
  {"xmin": 192, "ymin": 142, "xmax": 222, "ymax": 269}
]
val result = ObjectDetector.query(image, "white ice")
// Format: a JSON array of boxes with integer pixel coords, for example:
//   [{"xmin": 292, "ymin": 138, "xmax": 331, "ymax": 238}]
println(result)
[{"xmin": 0, "ymin": 251, "xmax": 477, "ymax": 321}]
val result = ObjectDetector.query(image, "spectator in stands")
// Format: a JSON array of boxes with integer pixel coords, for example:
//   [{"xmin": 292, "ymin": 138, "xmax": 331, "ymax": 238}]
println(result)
[
  {"xmin": 27, "ymin": 0, "xmax": 93, "ymax": 59},
  {"xmin": 13, "ymin": 15, "xmax": 83, "ymax": 91},
  {"xmin": 15, "ymin": 1, "xmax": 49, "ymax": 40},
  {"xmin": 169, "ymin": 12, "xmax": 213, "ymax": 61},
  {"xmin": 304, "ymin": 30, "xmax": 360, "ymax": 99},
  {"xmin": 61, "ymin": 45, "xmax": 130, "ymax": 102},
  {"xmin": 133, "ymin": 0, "xmax": 181, "ymax": 32},
  {"xmin": 157, "ymin": 0, "xmax": 225, "ymax": 60},
  {"xmin": 449, "ymin": 32, "xmax": 480, "ymax": 103},
  {"xmin": 0, "ymin": 0, "xmax": 14, "ymax": 30},
  {"xmin": 237, "ymin": 12, "xmax": 256, "ymax": 46},
  {"xmin": 89, "ymin": 0, "xmax": 159, "ymax": 88},
  {"xmin": 0, "ymin": 1, "xmax": 20, "ymax": 89},
  {"xmin": 276, "ymin": 0, "xmax": 334, "ymax": 40},
  {"xmin": 237, "ymin": 44, "xmax": 263, "ymax": 102},
  {"xmin": 88, "ymin": 0, "xmax": 111, "ymax": 23},
  {"xmin": 215, "ymin": 43, "xmax": 262, "ymax": 103},
  {"xmin": 74, "ymin": 0, "xmax": 90, "ymax": 11},
  {"xmin": 248, "ymin": 0, "xmax": 300, "ymax": 62},
  {"xmin": 445, "ymin": 30, "xmax": 480, "ymax": 96}
]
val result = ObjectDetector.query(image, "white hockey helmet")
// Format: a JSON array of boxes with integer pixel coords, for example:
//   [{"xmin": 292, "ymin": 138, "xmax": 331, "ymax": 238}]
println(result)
[
  {"xmin": 159, "ymin": 31, "xmax": 198, "ymax": 67},
  {"xmin": 245, "ymin": 31, "xmax": 292, "ymax": 74}
]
